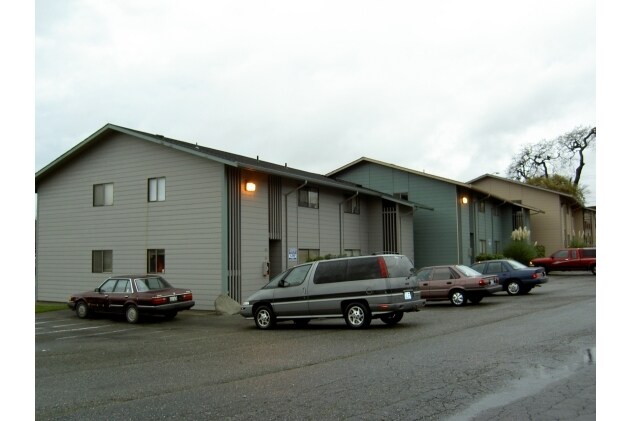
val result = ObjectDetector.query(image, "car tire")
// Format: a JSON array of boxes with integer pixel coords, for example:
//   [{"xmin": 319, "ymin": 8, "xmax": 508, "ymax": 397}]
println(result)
[
  {"xmin": 75, "ymin": 301, "xmax": 90, "ymax": 319},
  {"xmin": 125, "ymin": 305, "xmax": 140, "ymax": 324},
  {"xmin": 591, "ymin": 265, "xmax": 596, "ymax": 275},
  {"xmin": 506, "ymin": 280, "xmax": 522, "ymax": 296},
  {"xmin": 344, "ymin": 302, "xmax": 371, "ymax": 329},
  {"xmin": 468, "ymin": 295, "xmax": 483, "ymax": 304},
  {"xmin": 380, "ymin": 311, "xmax": 404, "ymax": 325},
  {"xmin": 449, "ymin": 290, "xmax": 467, "ymax": 306},
  {"xmin": 254, "ymin": 305, "xmax": 276, "ymax": 330}
]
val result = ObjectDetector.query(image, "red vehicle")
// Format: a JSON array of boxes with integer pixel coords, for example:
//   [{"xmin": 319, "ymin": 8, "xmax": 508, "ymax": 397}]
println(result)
[
  {"xmin": 68, "ymin": 275, "xmax": 195, "ymax": 323},
  {"xmin": 415, "ymin": 265, "xmax": 501, "ymax": 306},
  {"xmin": 529, "ymin": 248, "xmax": 596, "ymax": 275}
]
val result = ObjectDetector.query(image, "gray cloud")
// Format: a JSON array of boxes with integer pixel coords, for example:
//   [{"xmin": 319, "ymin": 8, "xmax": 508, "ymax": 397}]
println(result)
[{"xmin": 35, "ymin": 0, "xmax": 596, "ymax": 204}]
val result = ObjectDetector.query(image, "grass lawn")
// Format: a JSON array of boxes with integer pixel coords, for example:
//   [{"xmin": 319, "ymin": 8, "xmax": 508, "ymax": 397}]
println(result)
[{"xmin": 36, "ymin": 302, "xmax": 67, "ymax": 313}]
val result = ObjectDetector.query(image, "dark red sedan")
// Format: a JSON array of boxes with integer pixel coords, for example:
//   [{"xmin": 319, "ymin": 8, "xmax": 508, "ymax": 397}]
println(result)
[{"xmin": 67, "ymin": 275, "xmax": 195, "ymax": 323}]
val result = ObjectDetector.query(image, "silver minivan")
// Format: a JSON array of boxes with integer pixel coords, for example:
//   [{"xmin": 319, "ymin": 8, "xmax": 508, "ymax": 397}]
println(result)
[{"xmin": 240, "ymin": 254, "xmax": 425, "ymax": 329}]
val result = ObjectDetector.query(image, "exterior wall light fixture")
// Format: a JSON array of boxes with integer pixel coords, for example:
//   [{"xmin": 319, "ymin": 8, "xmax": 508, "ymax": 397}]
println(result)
[
  {"xmin": 461, "ymin": 196, "xmax": 468, "ymax": 204},
  {"xmin": 245, "ymin": 181, "xmax": 256, "ymax": 192}
]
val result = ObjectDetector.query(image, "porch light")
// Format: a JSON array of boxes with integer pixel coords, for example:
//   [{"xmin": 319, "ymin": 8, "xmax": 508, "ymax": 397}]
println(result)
[
  {"xmin": 245, "ymin": 181, "xmax": 256, "ymax": 192},
  {"xmin": 461, "ymin": 196, "xmax": 468, "ymax": 204}
]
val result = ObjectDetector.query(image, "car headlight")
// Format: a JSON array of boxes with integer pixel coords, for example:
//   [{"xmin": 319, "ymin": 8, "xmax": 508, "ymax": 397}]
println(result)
[{"xmin": 243, "ymin": 301, "xmax": 250, "ymax": 306}]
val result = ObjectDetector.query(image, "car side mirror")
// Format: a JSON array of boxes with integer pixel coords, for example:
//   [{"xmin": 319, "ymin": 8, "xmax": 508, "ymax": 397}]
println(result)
[
  {"xmin": 279, "ymin": 280, "xmax": 289, "ymax": 288},
  {"xmin": 94, "ymin": 288, "xmax": 100, "ymax": 292}
]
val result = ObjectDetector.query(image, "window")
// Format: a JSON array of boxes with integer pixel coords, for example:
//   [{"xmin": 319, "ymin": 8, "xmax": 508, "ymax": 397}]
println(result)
[
  {"xmin": 92, "ymin": 250, "xmax": 113, "ymax": 273},
  {"xmin": 283, "ymin": 264, "xmax": 312, "ymax": 286},
  {"xmin": 298, "ymin": 187, "xmax": 319, "ymax": 208},
  {"xmin": 148, "ymin": 177, "xmax": 166, "ymax": 202},
  {"xmin": 433, "ymin": 267, "xmax": 456, "ymax": 280},
  {"xmin": 487, "ymin": 262, "xmax": 504, "ymax": 273},
  {"xmin": 479, "ymin": 240, "xmax": 487, "ymax": 254},
  {"xmin": 313, "ymin": 260, "xmax": 348, "ymax": 284},
  {"xmin": 99, "ymin": 279, "xmax": 117, "ymax": 293},
  {"xmin": 298, "ymin": 248, "xmax": 320, "ymax": 264},
  {"xmin": 344, "ymin": 194, "xmax": 360, "ymax": 214},
  {"xmin": 478, "ymin": 201, "xmax": 486, "ymax": 213},
  {"xmin": 344, "ymin": 249, "xmax": 361, "ymax": 257},
  {"xmin": 147, "ymin": 249, "xmax": 165, "ymax": 273},
  {"xmin": 394, "ymin": 192, "xmax": 409, "ymax": 201},
  {"xmin": 113, "ymin": 279, "xmax": 131, "ymax": 293},
  {"xmin": 93, "ymin": 183, "xmax": 113, "ymax": 206}
]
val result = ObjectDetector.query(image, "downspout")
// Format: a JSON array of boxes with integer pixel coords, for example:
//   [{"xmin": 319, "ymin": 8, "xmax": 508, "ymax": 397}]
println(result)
[
  {"xmin": 339, "ymin": 192, "xmax": 359, "ymax": 255},
  {"xmin": 284, "ymin": 180, "xmax": 308, "ymax": 267}
]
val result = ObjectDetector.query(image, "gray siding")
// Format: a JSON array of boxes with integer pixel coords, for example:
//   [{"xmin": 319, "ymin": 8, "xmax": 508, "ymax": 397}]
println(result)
[
  {"xmin": 240, "ymin": 170, "xmax": 270, "ymax": 301},
  {"xmin": 36, "ymin": 133, "xmax": 224, "ymax": 310}
]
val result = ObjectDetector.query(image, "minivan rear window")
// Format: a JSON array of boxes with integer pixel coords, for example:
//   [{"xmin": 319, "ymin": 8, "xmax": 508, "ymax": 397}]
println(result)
[
  {"xmin": 382, "ymin": 255, "xmax": 414, "ymax": 278},
  {"xmin": 346, "ymin": 257, "xmax": 383, "ymax": 281},
  {"xmin": 583, "ymin": 248, "xmax": 596, "ymax": 257}
]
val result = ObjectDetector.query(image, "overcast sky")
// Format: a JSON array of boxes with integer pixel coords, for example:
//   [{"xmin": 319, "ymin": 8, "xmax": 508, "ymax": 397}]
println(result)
[{"xmin": 35, "ymin": 0, "xmax": 596, "ymax": 205}]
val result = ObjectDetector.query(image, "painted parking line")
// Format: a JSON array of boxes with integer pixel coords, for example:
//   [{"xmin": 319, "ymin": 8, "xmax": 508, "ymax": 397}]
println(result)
[
  {"xmin": 56, "ymin": 328, "xmax": 136, "ymax": 340},
  {"xmin": 35, "ymin": 325, "xmax": 108, "ymax": 335}
]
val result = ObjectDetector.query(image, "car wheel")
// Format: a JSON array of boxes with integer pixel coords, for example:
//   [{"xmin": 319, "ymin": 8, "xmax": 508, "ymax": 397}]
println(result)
[
  {"xmin": 380, "ymin": 311, "xmax": 404, "ymax": 325},
  {"xmin": 125, "ymin": 305, "xmax": 140, "ymax": 324},
  {"xmin": 449, "ymin": 290, "xmax": 467, "ymax": 306},
  {"xmin": 344, "ymin": 302, "xmax": 371, "ymax": 329},
  {"xmin": 75, "ymin": 301, "xmax": 90, "ymax": 319},
  {"xmin": 591, "ymin": 265, "xmax": 596, "ymax": 275},
  {"xmin": 468, "ymin": 296, "xmax": 483, "ymax": 304},
  {"xmin": 506, "ymin": 280, "xmax": 522, "ymax": 296},
  {"xmin": 254, "ymin": 305, "xmax": 276, "ymax": 330}
]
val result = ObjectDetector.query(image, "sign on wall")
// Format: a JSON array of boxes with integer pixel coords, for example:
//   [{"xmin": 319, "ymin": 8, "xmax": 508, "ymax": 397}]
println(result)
[{"xmin": 288, "ymin": 248, "xmax": 297, "ymax": 261}]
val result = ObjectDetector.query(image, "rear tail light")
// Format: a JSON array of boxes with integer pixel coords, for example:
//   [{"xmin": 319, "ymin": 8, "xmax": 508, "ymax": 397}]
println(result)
[
  {"xmin": 377, "ymin": 256, "xmax": 389, "ymax": 278},
  {"xmin": 151, "ymin": 296, "xmax": 168, "ymax": 305},
  {"xmin": 478, "ymin": 278, "xmax": 488, "ymax": 286},
  {"xmin": 182, "ymin": 293, "xmax": 193, "ymax": 301}
]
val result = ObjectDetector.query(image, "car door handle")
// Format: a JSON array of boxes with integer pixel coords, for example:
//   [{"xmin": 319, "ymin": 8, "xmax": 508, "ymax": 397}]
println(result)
[{"xmin": 446, "ymin": 282, "xmax": 452, "ymax": 285}]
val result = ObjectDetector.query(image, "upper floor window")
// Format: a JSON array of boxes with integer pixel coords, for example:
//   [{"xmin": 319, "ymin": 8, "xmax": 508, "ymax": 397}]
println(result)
[
  {"xmin": 148, "ymin": 177, "xmax": 166, "ymax": 202},
  {"xmin": 92, "ymin": 250, "xmax": 113, "ymax": 273},
  {"xmin": 93, "ymin": 183, "xmax": 113, "ymax": 206},
  {"xmin": 344, "ymin": 194, "xmax": 360, "ymax": 214},
  {"xmin": 299, "ymin": 187, "xmax": 319, "ymax": 209}
]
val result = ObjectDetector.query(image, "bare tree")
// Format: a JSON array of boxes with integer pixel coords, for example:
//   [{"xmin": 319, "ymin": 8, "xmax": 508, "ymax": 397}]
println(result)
[{"xmin": 507, "ymin": 125, "xmax": 596, "ymax": 185}]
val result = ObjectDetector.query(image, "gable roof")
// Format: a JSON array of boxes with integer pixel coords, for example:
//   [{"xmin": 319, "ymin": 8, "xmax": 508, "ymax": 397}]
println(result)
[
  {"xmin": 35, "ymin": 124, "xmax": 433, "ymax": 211},
  {"xmin": 468, "ymin": 173, "xmax": 586, "ymax": 208},
  {"xmin": 327, "ymin": 157, "xmax": 545, "ymax": 213}
]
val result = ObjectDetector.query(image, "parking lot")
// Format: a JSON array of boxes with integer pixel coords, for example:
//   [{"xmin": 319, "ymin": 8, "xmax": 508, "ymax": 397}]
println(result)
[{"xmin": 36, "ymin": 274, "xmax": 597, "ymax": 420}]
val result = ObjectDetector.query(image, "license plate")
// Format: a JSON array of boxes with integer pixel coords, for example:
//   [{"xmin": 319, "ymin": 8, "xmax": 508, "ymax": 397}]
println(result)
[
  {"xmin": 404, "ymin": 291, "xmax": 412, "ymax": 300},
  {"xmin": 169, "ymin": 296, "xmax": 177, "ymax": 302}
]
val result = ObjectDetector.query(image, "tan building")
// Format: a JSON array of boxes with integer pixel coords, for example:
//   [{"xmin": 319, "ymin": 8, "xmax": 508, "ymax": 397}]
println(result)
[{"xmin": 468, "ymin": 174, "xmax": 596, "ymax": 254}]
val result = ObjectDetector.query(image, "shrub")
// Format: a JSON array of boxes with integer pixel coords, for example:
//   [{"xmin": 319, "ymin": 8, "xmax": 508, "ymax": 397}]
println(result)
[
  {"xmin": 503, "ymin": 226, "xmax": 537, "ymax": 265},
  {"xmin": 475, "ymin": 253, "xmax": 505, "ymax": 262},
  {"xmin": 503, "ymin": 240, "xmax": 537, "ymax": 265}
]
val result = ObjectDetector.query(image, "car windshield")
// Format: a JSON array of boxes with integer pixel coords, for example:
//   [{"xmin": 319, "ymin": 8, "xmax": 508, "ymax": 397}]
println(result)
[
  {"xmin": 135, "ymin": 276, "xmax": 172, "ymax": 291},
  {"xmin": 456, "ymin": 265, "xmax": 483, "ymax": 277},
  {"xmin": 505, "ymin": 260, "xmax": 528, "ymax": 269}
]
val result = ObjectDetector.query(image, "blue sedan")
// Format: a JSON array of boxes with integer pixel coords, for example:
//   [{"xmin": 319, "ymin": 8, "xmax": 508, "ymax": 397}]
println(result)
[{"xmin": 470, "ymin": 259, "xmax": 548, "ymax": 295}]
